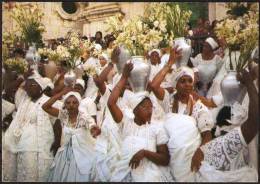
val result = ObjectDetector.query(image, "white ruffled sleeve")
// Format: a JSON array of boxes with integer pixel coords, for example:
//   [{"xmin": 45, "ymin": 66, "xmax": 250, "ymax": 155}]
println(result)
[
  {"xmin": 158, "ymin": 89, "xmax": 172, "ymax": 113},
  {"xmin": 155, "ymin": 124, "xmax": 169, "ymax": 145},
  {"xmin": 192, "ymin": 101, "xmax": 214, "ymax": 133}
]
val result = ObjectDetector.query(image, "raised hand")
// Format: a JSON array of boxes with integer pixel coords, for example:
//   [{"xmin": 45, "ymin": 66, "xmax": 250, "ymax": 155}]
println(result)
[
  {"xmin": 237, "ymin": 68, "xmax": 255, "ymax": 87},
  {"xmin": 168, "ymin": 46, "xmax": 182, "ymax": 66},
  {"xmin": 122, "ymin": 62, "xmax": 133, "ymax": 78},
  {"xmin": 111, "ymin": 46, "xmax": 121, "ymax": 64}
]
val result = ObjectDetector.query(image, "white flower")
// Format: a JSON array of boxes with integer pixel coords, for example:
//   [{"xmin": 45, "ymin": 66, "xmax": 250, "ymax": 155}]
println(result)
[{"xmin": 153, "ymin": 20, "xmax": 159, "ymax": 28}]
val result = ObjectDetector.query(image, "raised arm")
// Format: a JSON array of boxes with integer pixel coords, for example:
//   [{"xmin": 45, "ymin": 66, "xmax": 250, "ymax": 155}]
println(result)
[
  {"xmin": 107, "ymin": 62, "xmax": 133, "ymax": 123},
  {"xmin": 239, "ymin": 69, "xmax": 259, "ymax": 144},
  {"xmin": 93, "ymin": 63, "xmax": 113, "ymax": 95},
  {"xmin": 42, "ymin": 86, "xmax": 73, "ymax": 117},
  {"xmin": 93, "ymin": 47, "xmax": 120, "ymax": 95},
  {"xmin": 150, "ymin": 47, "xmax": 182, "ymax": 100}
]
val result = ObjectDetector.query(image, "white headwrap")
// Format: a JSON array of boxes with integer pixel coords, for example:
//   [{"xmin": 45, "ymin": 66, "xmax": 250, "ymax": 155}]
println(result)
[
  {"xmin": 149, "ymin": 49, "xmax": 162, "ymax": 57},
  {"xmin": 128, "ymin": 91, "xmax": 150, "ymax": 110},
  {"xmin": 172, "ymin": 66, "xmax": 194, "ymax": 88},
  {"xmin": 75, "ymin": 78, "xmax": 85, "ymax": 89},
  {"xmin": 205, "ymin": 37, "xmax": 219, "ymax": 50},
  {"xmin": 42, "ymin": 77, "xmax": 54, "ymax": 89},
  {"xmin": 95, "ymin": 44, "xmax": 102, "ymax": 51},
  {"xmin": 100, "ymin": 53, "xmax": 109, "ymax": 61},
  {"xmin": 28, "ymin": 75, "xmax": 49, "ymax": 90},
  {"xmin": 63, "ymin": 91, "xmax": 82, "ymax": 103}
]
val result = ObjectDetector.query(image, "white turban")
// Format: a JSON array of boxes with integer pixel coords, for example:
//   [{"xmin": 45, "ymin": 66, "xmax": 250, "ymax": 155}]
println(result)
[
  {"xmin": 128, "ymin": 91, "xmax": 150, "ymax": 111},
  {"xmin": 75, "ymin": 78, "xmax": 85, "ymax": 89},
  {"xmin": 95, "ymin": 44, "xmax": 102, "ymax": 51},
  {"xmin": 149, "ymin": 49, "xmax": 162, "ymax": 57},
  {"xmin": 100, "ymin": 53, "xmax": 109, "ymax": 61},
  {"xmin": 205, "ymin": 37, "xmax": 219, "ymax": 50},
  {"xmin": 63, "ymin": 91, "xmax": 82, "ymax": 103},
  {"xmin": 42, "ymin": 77, "xmax": 54, "ymax": 89},
  {"xmin": 28, "ymin": 75, "xmax": 50, "ymax": 90},
  {"xmin": 172, "ymin": 66, "xmax": 194, "ymax": 88}
]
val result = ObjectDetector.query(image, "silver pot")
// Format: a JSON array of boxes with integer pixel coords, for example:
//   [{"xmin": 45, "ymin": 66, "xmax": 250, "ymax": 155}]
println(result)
[
  {"xmin": 116, "ymin": 45, "xmax": 131, "ymax": 74},
  {"xmin": 129, "ymin": 56, "xmax": 151, "ymax": 93},
  {"xmin": 220, "ymin": 71, "xmax": 247, "ymax": 106},
  {"xmin": 64, "ymin": 70, "xmax": 76, "ymax": 86},
  {"xmin": 44, "ymin": 61, "xmax": 58, "ymax": 80},
  {"xmin": 174, "ymin": 37, "xmax": 191, "ymax": 68},
  {"xmin": 25, "ymin": 46, "xmax": 36, "ymax": 63}
]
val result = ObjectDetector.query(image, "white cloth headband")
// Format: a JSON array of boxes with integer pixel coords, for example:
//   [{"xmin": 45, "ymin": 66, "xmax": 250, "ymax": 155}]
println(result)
[
  {"xmin": 172, "ymin": 66, "xmax": 194, "ymax": 88},
  {"xmin": 75, "ymin": 78, "xmax": 85, "ymax": 89},
  {"xmin": 129, "ymin": 91, "xmax": 150, "ymax": 111},
  {"xmin": 28, "ymin": 75, "xmax": 52, "ymax": 90},
  {"xmin": 205, "ymin": 37, "xmax": 219, "ymax": 50},
  {"xmin": 63, "ymin": 91, "xmax": 82, "ymax": 103},
  {"xmin": 149, "ymin": 49, "xmax": 162, "ymax": 57}
]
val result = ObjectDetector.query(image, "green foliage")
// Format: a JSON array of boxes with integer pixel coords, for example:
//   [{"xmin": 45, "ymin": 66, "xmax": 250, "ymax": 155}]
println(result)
[{"xmin": 168, "ymin": 2, "xmax": 208, "ymax": 28}]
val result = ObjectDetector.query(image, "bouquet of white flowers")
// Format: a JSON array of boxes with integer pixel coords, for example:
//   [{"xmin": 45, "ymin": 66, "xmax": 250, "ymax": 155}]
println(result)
[
  {"xmin": 215, "ymin": 3, "xmax": 259, "ymax": 71},
  {"xmin": 83, "ymin": 65, "xmax": 97, "ymax": 77},
  {"xmin": 11, "ymin": 3, "xmax": 45, "ymax": 48},
  {"xmin": 4, "ymin": 58, "xmax": 28, "ymax": 74},
  {"xmin": 56, "ymin": 32, "xmax": 92, "ymax": 69},
  {"xmin": 106, "ymin": 15, "xmax": 164, "ymax": 56}
]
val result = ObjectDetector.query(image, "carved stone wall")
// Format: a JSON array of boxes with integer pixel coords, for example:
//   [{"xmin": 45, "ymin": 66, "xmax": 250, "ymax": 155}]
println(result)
[{"xmin": 3, "ymin": 2, "xmax": 228, "ymax": 41}]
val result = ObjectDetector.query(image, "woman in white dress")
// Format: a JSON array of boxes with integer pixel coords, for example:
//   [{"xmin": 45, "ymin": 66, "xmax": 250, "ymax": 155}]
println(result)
[
  {"xmin": 3, "ymin": 76, "xmax": 56, "ymax": 182},
  {"xmin": 107, "ymin": 63, "xmax": 173, "ymax": 182},
  {"xmin": 42, "ymin": 88, "xmax": 97, "ymax": 182},
  {"xmin": 150, "ymin": 48, "xmax": 214, "ymax": 181},
  {"xmin": 91, "ymin": 47, "xmax": 133, "ymax": 181},
  {"xmin": 196, "ymin": 68, "xmax": 258, "ymax": 182},
  {"xmin": 190, "ymin": 37, "xmax": 223, "ymax": 97}
]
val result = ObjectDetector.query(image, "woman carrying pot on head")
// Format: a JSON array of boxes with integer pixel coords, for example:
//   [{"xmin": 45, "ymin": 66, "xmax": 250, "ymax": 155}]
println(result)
[
  {"xmin": 42, "ymin": 87, "xmax": 97, "ymax": 182},
  {"xmin": 150, "ymin": 47, "xmax": 214, "ymax": 181},
  {"xmin": 108, "ymin": 62, "xmax": 173, "ymax": 182},
  {"xmin": 91, "ymin": 46, "xmax": 134, "ymax": 181},
  {"xmin": 190, "ymin": 37, "xmax": 223, "ymax": 97},
  {"xmin": 195, "ymin": 67, "xmax": 258, "ymax": 182},
  {"xmin": 3, "ymin": 76, "xmax": 58, "ymax": 182}
]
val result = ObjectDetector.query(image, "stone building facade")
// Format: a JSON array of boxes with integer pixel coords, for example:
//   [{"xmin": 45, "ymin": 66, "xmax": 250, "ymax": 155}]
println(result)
[{"xmin": 2, "ymin": 2, "xmax": 228, "ymax": 43}]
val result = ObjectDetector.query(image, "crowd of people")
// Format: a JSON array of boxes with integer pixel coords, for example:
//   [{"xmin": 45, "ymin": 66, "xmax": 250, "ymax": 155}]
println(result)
[{"xmin": 2, "ymin": 19, "xmax": 259, "ymax": 182}]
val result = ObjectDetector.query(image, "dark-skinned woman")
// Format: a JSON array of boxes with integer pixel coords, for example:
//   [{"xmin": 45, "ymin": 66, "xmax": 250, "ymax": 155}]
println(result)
[
  {"xmin": 190, "ymin": 37, "xmax": 223, "ymax": 97},
  {"xmin": 108, "ymin": 62, "xmax": 173, "ymax": 182},
  {"xmin": 150, "ymin": 48, "xmax": 214, "ymax": 181},
  {"xmin": 3, "ymin": 76, "xmax": 57, "ymax": 182},
  {"xmin": 42, "ymin": 88, "xmax": 97, "ymax": 182},
  {"xmin": 196, "ymin": 67, "xmax": 258, "ymax": 182},
  {"xmin": 92, "ymin": 47, "xmax": 134, "ymax": 181}
]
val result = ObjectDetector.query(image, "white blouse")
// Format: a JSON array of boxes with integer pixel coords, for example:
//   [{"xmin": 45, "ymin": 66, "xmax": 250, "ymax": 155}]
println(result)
[
  {"xmin": 111, "ymin": 111, "xmax": 170, "ymax": 182},
  {"xmin": 160, "ymin": 90, "xmax": 214, "ymax": 133},
  {"xmin": 191, "ymin": 54, "xmax": 223, "ymax": 85}
]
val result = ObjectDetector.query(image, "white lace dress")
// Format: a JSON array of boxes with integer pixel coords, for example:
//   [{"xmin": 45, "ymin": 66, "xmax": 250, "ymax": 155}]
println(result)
[
  {"xmin": 110, "ymin": 112, "xmax": 173, "ymax": 182},
  {"xmin": 197, "ymin": 127, "xmax": 258, "ymax": 182},
  {"xmin": 48, "ymin": 109, "xmax": 96, "ymax": 182},
  {"xmin": 3, "ymin": 90, "xmax": 56, "ymax": 182}
]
